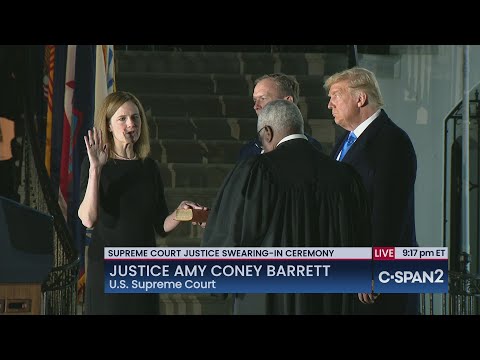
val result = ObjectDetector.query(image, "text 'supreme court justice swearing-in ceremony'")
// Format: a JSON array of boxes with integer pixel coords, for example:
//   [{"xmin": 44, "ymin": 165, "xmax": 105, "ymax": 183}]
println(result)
[{"xmin": 0, "ymin": 45, "xmax": 478, "ymax": 315}]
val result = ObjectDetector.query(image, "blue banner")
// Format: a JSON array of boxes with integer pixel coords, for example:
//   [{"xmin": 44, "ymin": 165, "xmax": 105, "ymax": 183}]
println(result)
[
  {"xmin": 104, "ymin": 259, "xmax": 373, "ymax": 293},
  {"xmin": 373, "ymin": 247, "xmax": 448, "ymax": 293},
  {"xmin": 103, "ymin": 247, "xmax": 449, "ymax": 294},
  {"xmin": 374, "ymin": 260, "xmax": 448, "ymax": 293}
]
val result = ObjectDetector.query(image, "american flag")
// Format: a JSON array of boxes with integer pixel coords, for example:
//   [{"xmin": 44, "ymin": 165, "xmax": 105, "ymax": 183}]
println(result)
[{"xmin": 41, "ymin": 45, "xmax": 116, "ymax": 306}]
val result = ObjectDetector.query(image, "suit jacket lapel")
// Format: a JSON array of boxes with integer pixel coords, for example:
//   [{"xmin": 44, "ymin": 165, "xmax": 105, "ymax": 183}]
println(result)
[
  {"xmin": 331, "ymin": 132, "xmax": 348, "ymax": 159},
  {"xmin": 331, "ymin": 109, "xmax": 389, "ymax": 162}
]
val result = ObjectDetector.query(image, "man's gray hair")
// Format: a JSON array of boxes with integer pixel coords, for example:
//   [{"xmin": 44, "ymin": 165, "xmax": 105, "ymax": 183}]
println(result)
[{"xmin": 258, "ymin": 99, "xmax": 304, "ymax": 134}]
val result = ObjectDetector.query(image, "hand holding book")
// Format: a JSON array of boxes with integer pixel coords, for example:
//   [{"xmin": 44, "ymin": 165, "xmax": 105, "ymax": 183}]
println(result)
[
  {"xmin": 174, "ymin": 201, "xmax": 209, "ymax": 228},
  {"xmin": 175, "ymin": 208, "xmax": 209, "ymax": 223}
]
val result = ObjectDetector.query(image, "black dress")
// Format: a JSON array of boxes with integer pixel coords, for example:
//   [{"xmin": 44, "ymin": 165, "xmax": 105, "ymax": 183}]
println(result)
[
  {"xmin": 202, "ymin": 139, "xmax": 371, "ymax": 315},
  {"xmin": 79, "ymin": 157, "xmax": 169, "ymax": 315}
]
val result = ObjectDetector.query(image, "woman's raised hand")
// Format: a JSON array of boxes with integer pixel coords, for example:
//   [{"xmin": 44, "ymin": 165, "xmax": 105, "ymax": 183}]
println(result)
[{"xmin": 84, "ymin": 127, "xmax": 109, "ymax": 168}]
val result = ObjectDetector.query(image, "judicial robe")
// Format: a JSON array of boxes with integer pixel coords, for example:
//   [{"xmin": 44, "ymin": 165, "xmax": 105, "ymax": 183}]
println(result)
[{"xmin": 202, "ymin": 138, "xmax": 371, "ymax": 315}]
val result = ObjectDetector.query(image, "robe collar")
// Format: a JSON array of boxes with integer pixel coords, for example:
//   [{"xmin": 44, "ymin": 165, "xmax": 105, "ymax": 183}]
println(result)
[{"xmin": 275, "ymin": 133, "xmax": 308, "ymax": 149}]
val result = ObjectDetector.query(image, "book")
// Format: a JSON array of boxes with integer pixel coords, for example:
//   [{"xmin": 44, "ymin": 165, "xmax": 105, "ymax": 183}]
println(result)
[{"xmin": 175, "ymin": 208, "xmax": 209, "ymax": 223}]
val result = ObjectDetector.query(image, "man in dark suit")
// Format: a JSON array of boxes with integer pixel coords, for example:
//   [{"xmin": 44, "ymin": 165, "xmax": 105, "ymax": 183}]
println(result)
[
  {"xmin": 203, "ymin": 99, "xmax": 371, "ymax": 314},
  {"xmin": 325, "ymin": 67, "xmax": 419, "ymax": 315},
  {"xmin": 238, "ymin": 73, "xmax": 323, "ymax": 160}
]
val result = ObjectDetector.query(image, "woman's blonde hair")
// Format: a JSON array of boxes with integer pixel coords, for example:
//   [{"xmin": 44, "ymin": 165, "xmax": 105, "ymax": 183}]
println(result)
[{"xmin": 324, "ymin": 67, "xmax": 384, "ymax": 109}]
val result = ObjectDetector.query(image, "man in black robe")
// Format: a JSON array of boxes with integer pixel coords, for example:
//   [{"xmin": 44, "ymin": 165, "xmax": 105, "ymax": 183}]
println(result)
[{"xmin": 202, "ymin": 99, "xmax": 371, "ymax": 315}]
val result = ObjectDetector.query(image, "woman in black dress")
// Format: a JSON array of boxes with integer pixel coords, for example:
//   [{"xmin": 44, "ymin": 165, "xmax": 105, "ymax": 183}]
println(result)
[{"xmin": 78, "ymin": 91, "xmax": 206, "ymax": 315}]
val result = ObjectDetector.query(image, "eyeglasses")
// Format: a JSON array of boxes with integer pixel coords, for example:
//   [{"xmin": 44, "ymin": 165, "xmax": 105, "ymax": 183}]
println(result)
[
  {"xmin": 254, "ymin": 140, "xmax": 263, "ymax": 151},
  {"xmin": 256, "ymin": 126, "xmax": 266, "ymax": 150},
  {"xmin": 257, "ymin": 126, "xmax": 266, "ymax": 138}
]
